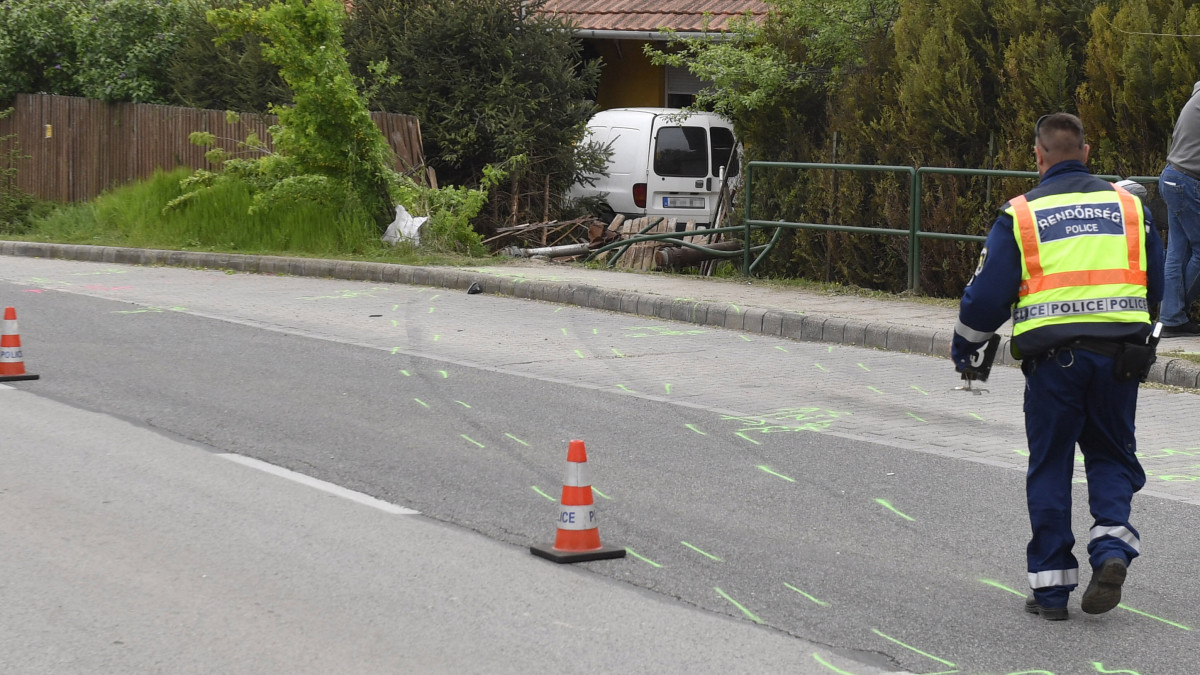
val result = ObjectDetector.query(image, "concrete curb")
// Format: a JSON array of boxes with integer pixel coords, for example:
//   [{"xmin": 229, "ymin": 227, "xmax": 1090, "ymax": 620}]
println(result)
[{"xmin": 4, "ymin": 240, "xmax": 1198, "ymax": 389}]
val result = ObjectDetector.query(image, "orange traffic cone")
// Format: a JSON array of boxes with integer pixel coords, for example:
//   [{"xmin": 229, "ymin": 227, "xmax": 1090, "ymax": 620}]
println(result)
[
  {"xmin": 531, "ymin": 439, "xmax": 625, "ymax": 563},
  {"xmin": 0, "ymin": 307, "xmax": 39, "ymax": 382}
]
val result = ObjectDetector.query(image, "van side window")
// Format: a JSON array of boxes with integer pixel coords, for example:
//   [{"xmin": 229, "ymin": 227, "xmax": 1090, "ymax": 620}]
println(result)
[
  {"xmin": 710, "ymin": 127, "xmax": 739, "ymax": 178},
  {"xmin": 654, "ymin": 127, "xmax": 708, "ymax": 177}
]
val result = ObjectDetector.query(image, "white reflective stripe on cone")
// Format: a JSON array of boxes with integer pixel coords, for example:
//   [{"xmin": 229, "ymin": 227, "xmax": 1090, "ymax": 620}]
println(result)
[
  {"xmin": 1028, "ymin": 568, "xmax": 1079, "ymax": 588},
  {"xmin": 557, "ymin": 504, "xmax": 598, "ymax": 531},
  {"xmin": 1090, "ymin": 525, "xmax": 1141, "ymax": 552},
  {"xmin": 564, "ymin": 462, "xmax": 590, "ymax": 488},
  {"xmin": 0, "ymin": 347, "xmax": 22, "ymax": 361},
  {"xmin": 2, "ymin": 320, "xmax": 17, "ymax": 334}
]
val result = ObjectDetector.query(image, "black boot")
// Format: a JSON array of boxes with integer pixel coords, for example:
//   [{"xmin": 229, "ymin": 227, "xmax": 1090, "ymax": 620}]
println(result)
[
  {"xmin": 1025, "ymin": 595, "xmax": 1069, "ymax": 621},
  {"xmin": 1081, "ymin": 558, "xmax": 1127, "ymax": 614}
]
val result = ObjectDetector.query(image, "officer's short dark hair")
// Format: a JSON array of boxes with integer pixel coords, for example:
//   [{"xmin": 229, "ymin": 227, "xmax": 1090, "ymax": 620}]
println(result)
[{"xmin": 1035, "ymin": 113, "xmax": 1085, "ymax": 154}]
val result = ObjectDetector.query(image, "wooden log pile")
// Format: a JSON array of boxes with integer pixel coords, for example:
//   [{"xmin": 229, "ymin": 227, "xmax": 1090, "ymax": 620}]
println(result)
[{"xmin": 493, "ymin": 213, "xmax": 734, "ymax": 273}]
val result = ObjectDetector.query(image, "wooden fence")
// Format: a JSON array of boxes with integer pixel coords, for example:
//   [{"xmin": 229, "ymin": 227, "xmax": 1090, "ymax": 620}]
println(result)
[{"xmin": 0, "ymin": 93, "xmax": 425, "ymax": 203}]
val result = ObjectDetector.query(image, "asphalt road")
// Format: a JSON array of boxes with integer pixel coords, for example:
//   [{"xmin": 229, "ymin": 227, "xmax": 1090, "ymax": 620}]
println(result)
[{"xmin": 2, "ymin": 258, "xmax": 1198, "ymax": 674}]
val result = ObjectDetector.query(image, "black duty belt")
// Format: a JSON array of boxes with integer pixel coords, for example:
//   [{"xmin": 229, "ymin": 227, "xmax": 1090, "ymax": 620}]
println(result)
[{"xmin": 1068, "ymin": 337, "xmax": 1124, "ymax": 359}]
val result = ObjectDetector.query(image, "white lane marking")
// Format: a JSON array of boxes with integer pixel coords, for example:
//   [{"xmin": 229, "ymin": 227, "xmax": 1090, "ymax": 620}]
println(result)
[{"xmin": 219, "ymin": 453, "xmax": 420, "ymax": 515}]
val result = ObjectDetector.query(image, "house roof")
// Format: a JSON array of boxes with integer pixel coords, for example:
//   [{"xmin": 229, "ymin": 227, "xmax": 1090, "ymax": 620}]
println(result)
[{"xmin": 541, "ymin": 0, "xmax": 768, "ymax": 33}]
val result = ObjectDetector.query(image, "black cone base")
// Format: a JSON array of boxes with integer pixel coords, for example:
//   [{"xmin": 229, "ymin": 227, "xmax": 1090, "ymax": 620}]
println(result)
[
  {"xmin": 0, "ymin": 373, "xmax": 39, "ymax": 382},
  {"xmin": 530, "ymin": 543, "xmax": 626, "ymax": 564}
]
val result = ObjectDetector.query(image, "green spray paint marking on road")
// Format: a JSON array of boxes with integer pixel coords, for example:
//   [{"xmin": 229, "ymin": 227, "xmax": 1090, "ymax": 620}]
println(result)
[
  {"xmin": 554, "ymin": 307, "xmax": 564, "ymax": 312},
  {"xmin": 784, "ymin": 582, "xmax": 829, "ymax": 606},
  {"xmin": 969, "ymin": 412, "xmax": 984, "ymax": 420},
  {"xmin": 729, "ymin": 304, "xmax": 741, "ymax": 314},
  {"xmin": 428, "ymin": 307, "xmax": 435, "ymax": 313},
  {"xmin": 775, "ymin": 346, "xmax": 789, "ymax": 352},
  {"xmin": 531, "ymin": 486, "xmax": 556, "ymax": 501},
  {"xmin": 815, "ymin": 363, "xmax": 828, "ymax": 372},
  {"xmin": 429, "ymin": 294, "xmax": 440, "ymax": 301},
  {"xmin": 875, "ymin": 498, "xmax": 914, "ymax": 521},
  {"xmin": 505, "ymin": 433, "xmax": 529, "ymax": 446},
  {"xmin": 625, "ymin": 548, "xmax": 661, "ymax": 568},
  {"xmin": 870, "ymin": 629, "xmax": 955, "ymax": 667},
  {"xmin": 686, "ymin": 424, "xmax": 707, "ymax": 435},
  {"xmin": 461, "ymin": 435, "xmax": 485, "ymax": 448},
  {"xmin": 1093, "ymin": 663, "xmax": 1141, "ymax": 674},
  {"xmin": 392, "ymin": 347, "xmax": 403, "ymax": 354},
  {"xmin": 1013, "ymin": 447, "xmax": 1030, "ymax": 457},
  {"xmin": 664, "ymin": 383, "xmax": 673, "ymax": 394},
  {"xmin": 393, "ymin": 304, "xmax": 398, "ymax": 311},
  {"xmin": 867, "ymin": 386, "xmax": 884, "ymax": 395},
  {"xmin": 713, "ymin": 587, "xmax": 762, "ymax": 624},
  {"xmin": 907, "ymin": 412, "xmax": 927, "ymax": 422},
  {"xmin": 682, "ymin": 542, "xmax": 723, "ymax": 561},
  {"xmin": 392, "ymin": 319, "xmax": 399, "ymax": 327},
  {"xmin": 811, "ymin": 653, "xmax": 857, "ymax": 675},
  {"xmin": 740, "ymin": 335, "xmax": 752, "ymax": 341},
  {"xmin": 758, "ymin": 465, "xmax": 795, "ymax": 482},
  {"xmin": 911, "ymin": 385, "xmax": 929, "ymax": 395},
  {"xmin": 735, "ymin": 432, "xmax": 762, "ymax": 445},
  {"xmin": 575, "ymin": 350, "xmax": 586, "ymax": 359},
  {"xmin": 413, "ymin": 398, "xmax": 429, "ymax": 408},
  {"xmin": 400, "ymin": 370, "xmax": 410, "ymax": 376},
  {"xmin": 439, "ymin": 370, "xmax": 448, "ymax": 378},
  {"xmin": 455, "ymin": 401, "xmax": 471, "ymax": 408},
  {"xmin": 827, "ymin": 345, "xmax": 834, "ymax": 352},
  {"xmin": 979, "ymin": 579, "xmax": 1026, "ymax": 597},
  {"xmin": 615, "ymin": 384, "xmax": 634, "ymax": 393},
  {"xmin": 1117, "ymin": 603, "xmax": 1191, "ymax": 630},
  {"xmin": 562, "ymin": 328, "xmax": 569, "ymax": 335},
  {"xmin": 593, "ymin": 328, "xmax": 598, "ymax": 334},
  {"xmin": 858, "ymin": 363, "xmax": 870, "ymax": 371},
  {"xmin": 612, "ymin": 348, "xmax": 625, "ymax": 357},
  {"xmin": 591, "ymin": 486, "xmax": 611, "ymax": 500},
  {"xmin": 433, "ymin": 335, "xmax": 440, "ymax": 342}
]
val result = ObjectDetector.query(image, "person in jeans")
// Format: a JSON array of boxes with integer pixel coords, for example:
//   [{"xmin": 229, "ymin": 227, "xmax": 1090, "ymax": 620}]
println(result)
[
  {"xmin": 1159, "ymin": 81, "xmax": 1200, "ymax": 337},
  {"xmin": 953, "ymin": 113, "xmax": 1164, "ymax": 621}
]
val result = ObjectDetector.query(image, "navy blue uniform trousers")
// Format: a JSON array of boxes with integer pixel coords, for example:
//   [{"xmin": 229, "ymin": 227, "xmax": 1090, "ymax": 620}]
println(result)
[{"xmin": 1022, "ymin": 347, "xmax": 1146, "ymax": 608}]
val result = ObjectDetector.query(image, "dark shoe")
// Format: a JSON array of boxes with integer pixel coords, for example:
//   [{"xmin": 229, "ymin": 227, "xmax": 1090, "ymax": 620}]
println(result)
[
  {"xmin": 1081, "ymin": 558, "xmax": 1127, "ymax": 614},
  {"xmin": 1025, "ymin": 595, "xmax": 1069, "ymax": 621},
  {"xmin": 1161, "ymin": 320, "xmax": 1200, "ymax": 337}
]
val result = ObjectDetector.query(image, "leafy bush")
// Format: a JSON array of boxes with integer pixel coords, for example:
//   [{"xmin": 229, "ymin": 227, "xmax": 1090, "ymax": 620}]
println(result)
[
  {"xmin": 0, "ymin": 1, "xmax": 79, "ymax": 102},
  {"xmin": 345, "ymin": 0, "xmax": 600, "ymax": 228},
  {"xmin": 168, "ymin": 0, "xmax": 290, "ymax": 112},
  {"xmin": 0, "ymin": 0, "xmax": 191, "ymax": 104}
]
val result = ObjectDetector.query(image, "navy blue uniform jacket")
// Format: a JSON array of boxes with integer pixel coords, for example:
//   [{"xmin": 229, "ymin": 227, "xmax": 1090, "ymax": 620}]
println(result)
[{"xmin": 954, "ymin": 161, "xmax": 1165, "ymax": 365}]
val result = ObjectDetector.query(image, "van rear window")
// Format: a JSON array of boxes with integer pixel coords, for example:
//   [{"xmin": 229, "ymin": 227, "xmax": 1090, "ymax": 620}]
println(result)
[
  {"xmin": 654, "ymin": 127, "xmax": 708, "ymax": 177},
  {"xmin": 710, "ymin": 127, "xmax": 739, "ymax": 178}
]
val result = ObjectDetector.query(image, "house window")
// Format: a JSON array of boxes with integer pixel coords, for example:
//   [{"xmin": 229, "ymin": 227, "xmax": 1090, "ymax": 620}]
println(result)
[{"xmin": 665, "ymin": 64, "xmax": 704, "ymax": 109}]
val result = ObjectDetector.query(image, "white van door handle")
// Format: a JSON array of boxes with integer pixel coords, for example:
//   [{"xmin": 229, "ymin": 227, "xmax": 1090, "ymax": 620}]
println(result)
[{"xmin": 705, "ymin": 178, "xmax": 711, "ymax": 191}]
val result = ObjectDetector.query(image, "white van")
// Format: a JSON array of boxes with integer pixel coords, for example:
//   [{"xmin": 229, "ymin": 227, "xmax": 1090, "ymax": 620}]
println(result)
[{"xmin": 570, "ymin": 108, "xmax": 739, "ymax": 230}]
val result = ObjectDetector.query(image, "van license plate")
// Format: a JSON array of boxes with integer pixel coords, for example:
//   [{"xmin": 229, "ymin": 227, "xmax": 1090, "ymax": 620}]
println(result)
[{"xmin": 663, "ymin": 196, "xmax": 704, "ymax": 209}]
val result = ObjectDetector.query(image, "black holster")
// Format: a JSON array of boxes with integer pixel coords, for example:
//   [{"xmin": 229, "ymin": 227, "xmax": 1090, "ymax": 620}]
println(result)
[{"xmin": 1072, "ymin": 338, "xmax": 1157, "ymax": 382}]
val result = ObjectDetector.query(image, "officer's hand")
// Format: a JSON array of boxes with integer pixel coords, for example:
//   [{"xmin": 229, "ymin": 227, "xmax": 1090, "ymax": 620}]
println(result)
[{"xmin": 951, "ymin": 334, "xmax": 985, "ymax": 373}]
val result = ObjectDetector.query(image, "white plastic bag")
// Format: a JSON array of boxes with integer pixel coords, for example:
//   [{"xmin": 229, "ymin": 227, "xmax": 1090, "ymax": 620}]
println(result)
[{"xmin": 381, "ymin": 204, "xmax": 429, "ymax": 246}]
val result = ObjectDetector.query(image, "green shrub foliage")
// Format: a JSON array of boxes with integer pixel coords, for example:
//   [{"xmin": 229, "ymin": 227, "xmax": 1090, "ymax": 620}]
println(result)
[
  {"xmin": 0, "ymin": 0, "xmax": 189, "ymax": 104},
  {"xmin": 344, "ymin": 0, "xmax": 601, "ymax": 229},
  {"xmin": 657, "ymin": 0, "xmax": 1200, "ymax": 296},
  {"xmin": 190, "ymin": 0, "xmax": 397, "ymax": 231},
  {"xmin": 168, "ymin": 0, "xmax": 290, "ymax": 112}
]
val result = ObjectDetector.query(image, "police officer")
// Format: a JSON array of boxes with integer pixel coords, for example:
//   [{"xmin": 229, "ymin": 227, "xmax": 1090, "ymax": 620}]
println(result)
[{"xmin": 952, "ymin": 113, "xmax": 1164, "ymax": 621}]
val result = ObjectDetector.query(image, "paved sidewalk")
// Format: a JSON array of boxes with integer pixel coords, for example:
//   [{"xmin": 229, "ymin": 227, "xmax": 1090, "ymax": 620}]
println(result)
[{"xmin": 5, "ymin": 240, "xmax": 1199, "ymax": 389}]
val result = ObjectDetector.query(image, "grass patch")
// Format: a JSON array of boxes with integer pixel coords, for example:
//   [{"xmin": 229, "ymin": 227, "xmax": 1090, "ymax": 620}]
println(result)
[{"xmin": 11, "ymin": 168, "xmax": 489, "ymax": 266}]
